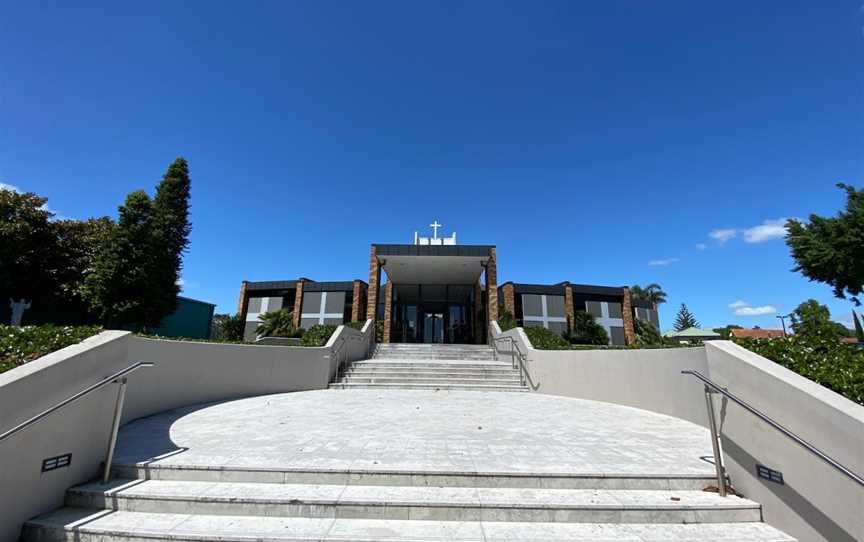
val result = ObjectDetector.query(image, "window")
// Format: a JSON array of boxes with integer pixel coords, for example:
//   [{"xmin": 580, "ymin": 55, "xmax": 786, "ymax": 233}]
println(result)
[
  {"xmin": 300, "ymin": 291, "xmax": 346, "ymax": 329},
  {"xmin": 585, "ymin": 300, "xmax": 624, "ymax": 346},
  {"xmin": 522, "ymin": 294, "xmax": 567, "ymax": 331}
]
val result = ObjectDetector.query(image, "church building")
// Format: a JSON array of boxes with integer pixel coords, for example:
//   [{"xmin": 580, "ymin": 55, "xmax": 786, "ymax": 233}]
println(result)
[{"xmin": 237, "ymin": 223, "xmax": 660, "ymax": 345}]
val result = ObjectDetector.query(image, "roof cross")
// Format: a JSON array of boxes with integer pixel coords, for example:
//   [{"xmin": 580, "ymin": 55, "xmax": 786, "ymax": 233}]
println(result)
[{"xmin": 429, "ymin": 220, "xmax": 442, "ymax": 239}]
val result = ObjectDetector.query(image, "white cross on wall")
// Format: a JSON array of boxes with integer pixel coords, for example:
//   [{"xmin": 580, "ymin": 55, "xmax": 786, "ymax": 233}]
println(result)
[
  {"xmin": 301, "ymin": 292, "xmax": 343, "ymax": 325},
  {"xmin": 429, "ymin": 220, "xmax": 442, "ymax": 239},
  {"xmin": 523, "ymin": 295, "xmax": 567, "ymax": 329},
  {"xmin": 593, "ymin": 302, "xmax": 624, "ymax": 344}
]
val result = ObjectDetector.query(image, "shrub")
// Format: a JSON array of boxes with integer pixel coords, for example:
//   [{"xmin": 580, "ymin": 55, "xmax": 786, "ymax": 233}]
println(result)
[
  {"xmin": 0, "ymin": 324, "xmax": 102, "ymax": 374},
  {"xmin": 497, "ymin": 306, "xmax": 517, "ymax": 332},
  {"xmin": 256, "ymin": 309, "xmax": 297, "ymax": 338},
  {"xmin": 345, "ymin": 321, "xmax": 365, "ymax": 331},
  {"xmin": 375, "ymin": 321, "xmax": 384, "ymax": 342},
  {"xmin": 565, "ymin": 311, "xmax": 609, "ymax": 345},
  {"xmin": 634, "ymin": 317, "xmax": 664, "ymax": 347},
  {"xmin": 736, "ymin": 335, "xmax": 864, "ymax": 405},
  {"xmin": 213, "ymin": 313, "xmax": 244, "ymax": 341},
  {"xmin": 523, "ymin": 325, "xmax": 570, "ymax": 350},
  {"xmin": 299, "ymin": 324, "xmax": 338, "ymax": 347}
]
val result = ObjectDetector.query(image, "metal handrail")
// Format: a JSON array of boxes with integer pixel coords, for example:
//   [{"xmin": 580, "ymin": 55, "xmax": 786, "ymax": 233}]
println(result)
[
  {"xmin": 332, "ymin": 333, "xmax": 367, "ymax": 383},
  {"xmin": 0, "ymin": 361, "xmax": 154, "ymax": 484},
  {"xmin": 491, "ymin": 334, "xmax": 528, "ymax": 386},
  {"xmin": 682, "ymin": 370, "xmax": 864, "ymax": 489}
]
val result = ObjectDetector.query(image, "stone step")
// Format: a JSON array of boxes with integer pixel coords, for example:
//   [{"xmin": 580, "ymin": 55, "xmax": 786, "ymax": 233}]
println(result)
[
  {"xmin": 339, "ymin": 377, "xmax": 523, "ymax": 385},
  {"xmin": 374, "ymin": 356, "xmax": 497, "ymax": 362},
  {"xmin": 352, "ymin": 361, "xmax": 513, "ymax": 370},
  {"xmin": 64, "ymin": 480, "xmax": 763, "ymax": 524},
  {"xmin": 23, "ymin": 510, "xmax": 797, "ymax": 542},
  {"xmin": 110, "ymin": 465, "xmax": 720, "ymax": 491},
  {"xmin": 330, "ymin": 382, "xmax": 529, "ymax": 392},
  {"xmin": 345, "ymin": 369, "xmax": 520, "ymax": 378},
  {"xmin": 375, "ymin": 344, "xmax": 494, "ymax": 350}
]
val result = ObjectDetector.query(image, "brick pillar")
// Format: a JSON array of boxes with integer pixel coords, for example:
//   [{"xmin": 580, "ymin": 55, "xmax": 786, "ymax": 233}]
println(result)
[
  {"xmin": 382, "ymin": 281, "xmax": 393, "ymax": 343},
  {"xmin": 485, "ymin": 248, "xmax": 499, "ymax": 322},
  {"xmin": 237, "ymin": 281, "xmax": 249, "ymax": 318},
  {"xmin": 501, "ymin": 283, "xmax": 516, "ymax": 318},
  {"xmin": 474, "ymin": 281, "xmax": 484, "ymax": 344},
  {"xmin": 563, "ymin": 283, "xmax": 575, "ymax": 331},
  {"xmin": 366, "ymin": 246, "xmax": 380, "ymax": 321},
  {"xmin": 351, "ymin": 280, "xmax": 364, "ymax": 321},
  {"xmin": 622, "ymin": 287, "xmax": 636, "ymax": 345},
  {"xmin": 293, "ymin": 280, "xmax": 305, "ymax": 329}
]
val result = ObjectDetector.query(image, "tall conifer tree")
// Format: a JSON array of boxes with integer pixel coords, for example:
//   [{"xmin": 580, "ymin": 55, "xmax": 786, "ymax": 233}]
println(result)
[{"xmin": 673, "ymin": 303, "xmax": 700, "ymax": 331}]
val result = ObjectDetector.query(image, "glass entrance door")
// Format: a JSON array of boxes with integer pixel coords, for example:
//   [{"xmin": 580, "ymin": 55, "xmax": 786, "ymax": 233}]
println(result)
[{"xmin": 422, "ymin": 312, "xmax": 444, "ymax": 343}]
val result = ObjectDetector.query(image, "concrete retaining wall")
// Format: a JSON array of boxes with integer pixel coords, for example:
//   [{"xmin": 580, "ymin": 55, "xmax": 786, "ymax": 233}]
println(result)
[
  {"xmin": 493, "ymin": 324, "xmax": 864, "ymax": 542},
  {"xmin": 0, "ymin": 322, "xmax": 373, "ymax": 542}
]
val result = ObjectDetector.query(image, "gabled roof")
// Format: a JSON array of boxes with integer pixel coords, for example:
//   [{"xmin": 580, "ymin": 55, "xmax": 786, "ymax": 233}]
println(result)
[{"xmin": 730, "ymin": 328, "xmax": 785, "ymax": 339}]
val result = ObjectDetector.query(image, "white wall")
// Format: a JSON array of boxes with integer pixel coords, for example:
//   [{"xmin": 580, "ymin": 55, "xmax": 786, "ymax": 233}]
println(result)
[
  {"xmin": 0, "ymin": 322, "xmax": 373, "ymax": 542},
  {"xmin": 705, "ymin": 341, "xmax": 863, "ymax": 542},
  {"xmin": 493, "ymin": 324, "xmax": 864, "ymax": 542}
]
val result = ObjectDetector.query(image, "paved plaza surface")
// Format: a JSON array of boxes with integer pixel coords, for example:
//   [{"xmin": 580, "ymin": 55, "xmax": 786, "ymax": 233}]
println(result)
[{"xmin": 115, "ymin": 389, "xmax": 716, "ymax": 478}]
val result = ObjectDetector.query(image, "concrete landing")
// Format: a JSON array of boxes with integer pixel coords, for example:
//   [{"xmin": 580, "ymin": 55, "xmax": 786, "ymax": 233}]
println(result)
[{"xmin": 113, "ymin": 389, "xmax": 715, "ymax": 479}]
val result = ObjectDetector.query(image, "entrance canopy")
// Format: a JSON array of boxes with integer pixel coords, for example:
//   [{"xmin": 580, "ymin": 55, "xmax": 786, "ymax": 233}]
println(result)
[{"xmin": 374, "ymin": 244, "xmax": 492, "ymax": 285}]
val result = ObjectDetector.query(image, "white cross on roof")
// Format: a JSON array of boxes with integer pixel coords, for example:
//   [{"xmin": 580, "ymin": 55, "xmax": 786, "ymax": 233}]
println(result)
[{"xmin": 429, "ymin": 220, "xmax": 442, "ymax": 239}]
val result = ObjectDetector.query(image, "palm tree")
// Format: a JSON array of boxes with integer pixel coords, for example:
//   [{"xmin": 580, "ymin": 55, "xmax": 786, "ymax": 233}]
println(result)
[
  {"xmin": 630, "ymin": 283, "xmax": 667, "ymax": 309},
  {"xmin": 256, "ymin": 309, "xmax": 296, "ymax": 338}
]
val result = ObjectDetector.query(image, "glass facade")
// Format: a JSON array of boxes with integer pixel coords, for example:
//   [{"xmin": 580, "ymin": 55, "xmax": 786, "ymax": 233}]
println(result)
[{"xmin": 390, "ymin": 284, "xmax": 479, "ymax": 344}]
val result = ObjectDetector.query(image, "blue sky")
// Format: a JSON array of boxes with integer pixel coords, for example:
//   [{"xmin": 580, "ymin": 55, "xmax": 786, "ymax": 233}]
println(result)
[{"xmin": 2, "ymin": 1, "xmax": 862, "ymax": 330}]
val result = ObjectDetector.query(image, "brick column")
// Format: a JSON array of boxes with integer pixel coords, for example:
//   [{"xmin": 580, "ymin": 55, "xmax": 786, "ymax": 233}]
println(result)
[
  {"xmin": 563, "ymin": 283, "xmax": 575, "ymax": 331},
  {"xmin": 382, "ymin": 281, "xmax": 393, "ymax": 343},
  {"xmin": 237, "ymin": 281, "xmax": 249, "ymax": 318},
  {"xmin": 485, "ymin": 247, "xmax": 499, "ymax": 322},
  {"xmin": 474, "ymin": 281, "xmax": 484, "ymax": 344},
  {"xmin": 501, "ymin": 283, "xmax": 516, "ymax": 318},
  {"xmin": 366, "ymin": 246, "xmax": 380, "ymax": 321},
  {"xmin": 351, "ymin": 280, "xmax": 365, "ymax": 322},
  {"xmin": 622, "ymin": 287, "xmax": 636, "ymax": 345},
  {"xmin": 293, "ymin": 280, "xmax": 305, "ymax": 329}
]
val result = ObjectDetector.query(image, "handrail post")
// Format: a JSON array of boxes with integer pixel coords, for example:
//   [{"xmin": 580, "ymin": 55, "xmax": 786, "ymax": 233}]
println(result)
[
  {"xmin": 510, "ymin": 337, "xmax": 516, "ymax": 369},
  {"xmin": 102, "ymin": 376, "xmax": 128, "ymax": 484},
  {"xmin": 703, "ymin": 384, "xmax": 728, "ymax": 497}
]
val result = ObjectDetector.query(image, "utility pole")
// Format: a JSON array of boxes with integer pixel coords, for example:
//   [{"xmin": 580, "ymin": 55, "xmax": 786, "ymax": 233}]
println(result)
[{"xmin": 776, "ymin": 314, "xmax": 791, "ymax": 337}]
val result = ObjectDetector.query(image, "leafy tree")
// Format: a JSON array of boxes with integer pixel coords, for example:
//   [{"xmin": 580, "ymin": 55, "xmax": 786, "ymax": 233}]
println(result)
[
  {"xmin": 790, "ymin": 299, "xmax": 851, "ymax": 339},
  {"xmin": 213, "ymin": 313, "xmax": 245, "ymax": 341},
  {"xmin": 82, "ymin": 191, "xmax": 156, "ymax": 328},
  {"xmin": 635, "ymin": 317, "xmax": 664, "ymax": 346},
  {"xmin": 854, "ymin": 310, "xmax": 864, "ymax": 342},
  {"xmin": 630, "ymin": 283, "xmax": 667, "ymax": 308},
  {"xmin": 673, "ymin": 303, "xmax": 700, "ymax": 331},
  {"xmin": 148, "ymin": 158, "xmax": 192, "ymax": 325},
  {"xmin": 564, "ymin": 310, "xmax": 609, "ymax": 345},
  {"xmin": 786, "ymin": 183, "xmax": 864, "ymax": 305},
  {"xmin": 0, "ymin": 189, "xmax": 57, "ymax": 314},
  {"xmin": 256, "ymin": 309, "xmax": 297, "ymax": 338}
]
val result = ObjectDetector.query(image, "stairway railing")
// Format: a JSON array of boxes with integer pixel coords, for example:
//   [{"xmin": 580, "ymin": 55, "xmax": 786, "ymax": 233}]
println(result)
[
  {"xmin": 0, "ymin": 361, "xmax": 155, "ymax": 484},
  {"xmin": 490, "ymin": 333, "xmax": 528, "ymax": 386},
  {"xmin": 682, "ymin": 369, "xmax": 864, "ymax": 496}
]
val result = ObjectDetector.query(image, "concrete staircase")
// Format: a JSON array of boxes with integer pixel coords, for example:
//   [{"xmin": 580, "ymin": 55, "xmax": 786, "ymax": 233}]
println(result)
[
  {"xmin": 330, "ymin": 343, "xmax": 529, "ymax": 392},
  {"xmin": 24, "ymin": 463, "xmax": 795, "ymax": 541}
]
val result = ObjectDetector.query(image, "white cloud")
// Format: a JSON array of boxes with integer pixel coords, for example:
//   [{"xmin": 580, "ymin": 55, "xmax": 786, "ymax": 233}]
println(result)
[
  {"xmin": 728, "ymin": 300, "xmax": 749, "ymax": 309},
  {"xmin": 648, "ymin": 257, "xmax": 679, "ymax": 267},
  {"xmin": 709, "ymin": 228, "xmax": 737, "ymax": 244},
  {"xmin": 695, "ymin": 243, "xmax": 707, "ymax": 251},
  {"xmin": 0, "ymin": 182, "xmax": 21, "ymax": 193},
  {"xmin": 728, "ymin": 300, "xmax": 777, "ymax": 316},
  {"xmin": 742, "ymin": 218, "xmax": 789, "ymax": 243}
]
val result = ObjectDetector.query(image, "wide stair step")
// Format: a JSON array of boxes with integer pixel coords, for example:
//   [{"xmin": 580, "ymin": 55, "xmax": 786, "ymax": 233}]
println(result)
[
  {"xmin": 63, "ymin": 479, "xmax": 763, "ymax": 523},
  {"xmin": 24, "ymin": 510, "xmax": 796, "ymax": 542}
]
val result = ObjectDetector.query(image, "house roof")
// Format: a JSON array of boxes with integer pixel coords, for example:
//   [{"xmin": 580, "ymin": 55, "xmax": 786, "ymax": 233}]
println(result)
[
  {"xmin": 730, "ymin": 328, "xmax": 785, "ymax": 339},
  {"xmin": 663, "ymin": 327, "xmax": 722, "ymax": 338}
]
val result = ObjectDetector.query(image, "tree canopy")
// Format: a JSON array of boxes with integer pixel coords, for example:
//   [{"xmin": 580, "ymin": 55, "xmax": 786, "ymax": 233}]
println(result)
[
  {"xmin": 790, "ymin": 299, "xmax": 851, "ymax": 339},
  {"xmin": 786, "ymin": 183, "xmax": 864, "ymax": 305},
  {"xmin": 673, "ymin": 303, "xmax": 700, "ymax": 331},
  {"xmin": 630, "ymin": 283, "xmax": 667, "ymax": 307}
]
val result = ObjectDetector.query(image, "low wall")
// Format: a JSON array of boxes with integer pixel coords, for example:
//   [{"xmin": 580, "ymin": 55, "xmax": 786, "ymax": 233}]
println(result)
[
  {"xmin": 0, "ymin": 322, "xmax": 373, "ymax": 542},
  {"xmin": 493, "ymin": 324, "xmax": 864, "ymax": 542},
  {"xmin": 705, "ymin": 341, "xmax": 863, "ymax": 542}
]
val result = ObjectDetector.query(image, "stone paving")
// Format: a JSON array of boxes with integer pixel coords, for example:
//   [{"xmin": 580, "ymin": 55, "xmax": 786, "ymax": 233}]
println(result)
[{"xmin": 115, "ymin": 389, "xmax": 715, "ymax": 477}]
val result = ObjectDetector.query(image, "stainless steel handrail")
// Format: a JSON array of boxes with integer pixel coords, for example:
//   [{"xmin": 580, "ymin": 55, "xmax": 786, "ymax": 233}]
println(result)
[
  {"xmin": 0, "ymin": 361, "xmax": 155, "ymax": 484},
  {"xmin": 332, "ymin": 333, "xmax": 367, "ymax": 383},
  {"xmin": 682, "ymin": 369, "xmax": 864, "ymax": 490},
  {"xmin": 491, "ymin": 334, "xmax": 528, "ymax": 386}
]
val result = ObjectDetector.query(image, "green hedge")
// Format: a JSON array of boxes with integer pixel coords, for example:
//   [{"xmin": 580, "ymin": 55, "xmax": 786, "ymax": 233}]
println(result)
[
  {"xmin": 0, "ymin": 325, "xmax": 102, "ymax": 374},
  {"xmin": 522, "ymin": 326, "xmax": 570, "ymax": 350},
  {"xmin": 736, "ymin": 336, "xmax": 864, "ymax": 405},
  {"xmin": 344, "ymin": 321, "xmax": 365, "ymax": 331},
  {"xmin": 300, "ymin": 324, "xmax": 338, "ymax": 347}
]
